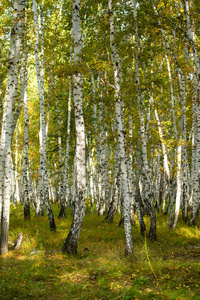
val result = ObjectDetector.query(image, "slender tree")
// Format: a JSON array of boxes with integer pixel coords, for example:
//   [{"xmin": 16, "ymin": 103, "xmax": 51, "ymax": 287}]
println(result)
[
  {"xmin": 33, "ymin": 0, "xmax": 56, "ymax": 231},
  {"xmin": 183, "ymin": 0, "xmax": 200, "ymax": 225},
  {"xmin": 108, "ymin": 0, "xmax": 133, "ymax": 255},
  {"xmin": 21, "ymin": 29, "xmax": 30, "ymax": 220},
  {"xmin": 62, "ymin": 0, "xmax": 86, "ymax": 254},
  {"xmin": 0, "ymin": 0, "xmax": 25, "ymax": 255},
  {"xmin": 132, "ymin": 0, "xmax": 156, "ymax": 240}
]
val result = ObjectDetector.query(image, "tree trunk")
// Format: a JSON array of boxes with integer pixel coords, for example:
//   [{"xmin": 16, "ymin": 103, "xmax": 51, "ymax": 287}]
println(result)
[
  {"xmin": 13, "ymin": 233, "xmax": 23, "ymax": 251},
  {"xmin": 58, "ymin": 76, "xmax": 72, "ymax": 218},
  {"xmin": 133, "ymin": 0, "xmax": 156, "ymax": 240},
  {"xmin": 108, "ymin": 0, "xmax": 133, "ymax": 255},
  {"xmin": 0, "ymin": 0, "xmax": 25, "ymax": 255},
  {"xmin": 183, "ymin": 0, "xmax": 200, "ymax": 225},
  {"xmin": 172, "ymin": 144, "xmax": 182, "ymax": 228},
  {"xmin": 62, "ymin": 0, "xmax": 86, "ymax": 254},
  {"xmin": 23, "ymin": 68, "xmax": 30, "ymax": 220},
  {"xmin": 33, "ymin": 0, "xmax": 56, "ymax": 231}
]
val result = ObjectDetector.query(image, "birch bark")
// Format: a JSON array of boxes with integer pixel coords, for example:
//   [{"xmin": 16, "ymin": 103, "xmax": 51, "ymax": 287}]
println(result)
[
  {"xmin": 132, "ymin": 0, "xmax": 156, "ymax": 239},
  {"xmin": 62, "ymin": 0, "xmax": 86, "ymax": 254},
  {"xmin": 20, "ymin": 33, "xmax": 30, "ymax": 220},
  {"xmin": 91, "ymin": 73, "xmax": 100, "ymax": 205},
  {"xmin": 108, "ymin": 0, "xmax": 133, "ymax": 255},
  {"xmin": 0, "ymin": 0, "xmax": 25, "ymax": 255},
  {"xmin": 183, "ymin": 0, "xmax": 200, "ymax": 225},
  {"xmin": 33, "ymin": 0, "xmax": 56, "ymax": 231},
  {"xmin": 105, "ymin": 121, "xmax": 121, "ymax": 223},
  {"xmin": 154, "ymin": 109, "xmax": 170, "ymax": 183},
  {"xmin": 58, "ymin": 78, "xmax": 72, "ymax": 218},
  {"xmin": 23, "ymin": 87, "xmax": 30, "ymax": 220},
  {"xmin": 98, "ymin": 101, "xmax": 107, "ymax": 216},
  {"xmin": 56, "ymin": 96, "xmax": 64, "ymax": 215}
]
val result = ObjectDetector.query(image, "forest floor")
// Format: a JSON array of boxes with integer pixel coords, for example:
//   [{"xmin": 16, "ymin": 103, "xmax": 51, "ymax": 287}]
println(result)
[{"xmin": 0, "ymin": 204, "xmax": 200, "ymax": 299}]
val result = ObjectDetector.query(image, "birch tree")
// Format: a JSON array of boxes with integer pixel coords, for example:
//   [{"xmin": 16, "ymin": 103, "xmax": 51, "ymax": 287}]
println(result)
[
  {"xmin": 33, "ymin": 0, "xmax": 56, "ymax": 231},
  {"xmin": 58, "ymin": 78, "xmax": 72, "ymax": 218},
  {"xmin": 20, "ymin": 32, "xmax": 30, "ymax": 220},
  {"xmin": 183, "ymin": 0, "xmax": 200, "ymax": 225},
  {"xmin": 108, "ymin": 0, "xmax": 133, "ymax": 255},
  {"xmin": 105, "ymin": 121, "xmax": 121, "ymax": 223},
  {"xmin": 132, "ymin": 0, "xmax": 156, "ymax": 240},
  {"xmin": 62, "ymin": 0, "xmax": 86, "ymax": 254},
  {"xmin": 0, "ymin": 0, "xmax": 25, "ymax": 255}
]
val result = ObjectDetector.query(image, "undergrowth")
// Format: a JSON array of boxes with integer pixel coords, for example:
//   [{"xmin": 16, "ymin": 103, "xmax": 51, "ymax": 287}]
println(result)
[{"xmin": 0, "ymin": 203, "xmax": 200, "ymax": 299}]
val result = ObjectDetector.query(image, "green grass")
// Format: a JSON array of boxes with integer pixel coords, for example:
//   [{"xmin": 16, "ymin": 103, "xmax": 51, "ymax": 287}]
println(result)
[{"xmin": 1, "ymin": 204, "xmax": 200, "ymax": 299}]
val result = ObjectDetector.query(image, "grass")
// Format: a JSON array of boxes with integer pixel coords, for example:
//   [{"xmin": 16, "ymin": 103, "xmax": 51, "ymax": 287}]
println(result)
[{"xmin": 1, "ymin": 203, "xmax": 200, "ymax": 299}]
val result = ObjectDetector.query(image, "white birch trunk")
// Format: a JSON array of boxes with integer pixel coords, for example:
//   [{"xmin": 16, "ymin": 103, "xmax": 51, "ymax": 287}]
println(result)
[
  {"xmin": 154, "ymin": 108, "xmax": 170, "ymax": 182},
  {"xmin": 71, "ymin": 152, "xmax": 77, "ymax": 212},
  {"xmin": 98, "ymin": 101, "xmax": 107, "ymax": 216},
  {"xmin": 33, "ymin": 0, "xmax": 56, "ymax": 230},
  {"xmin": 132, "ymin": 0, "xmax": 156, "ymax": 240},
  {"xmin": 35, "ymin": 156, "xmax": 43, "ymax": 216},
  {"xmin": 14, "ymin": 135, "xmax": 20, "ymax": 205},
  {"xmin": 135, "ymin": 150, "xmax": 146, "ymax": 236},
  {"xmin": 62, "ymin": 0, "xmax": 86, "ymax": 254},
  {"xmin": 22, "ymin": 47, "xmax": 30, "ymax": 220},
  {"xmin": 183, "ymin": 0, "xmax": 200, "ymax": 224},
  {"xmin": 163, "ymin": 55, "xmax": 177, "ymax": 215},
  {"xmin": 91, "ymin": 73, "xmax": 101, "ymax": 205},
  {"xmin": 0, "ymin": 0, "xmax": 25, "ymax": 255},
  {"xmin": 87, "ymin": 149, "xmax": 95, "ymax": 214},
  {"xmin": 58, "ymin": 78, "xmax": 72, "ymax": 218},
  {"xmin": 56, "ymin": 100, "xmax": 64, "ymax": 211},
  {"xmin": 172, "ymin": 144, "xmax": 182, "ymax": 228},
  {"xmin": 166, "ymin": 56, "xmax": 178, "ymax": 137},
  {"xmin": 179, "ymin": 75, "xmax": 189, "ymax": 223},
  {"xmin": 49, "ymin": 5, "xmax": 68, "ymax": 218},
  {"xmin": 190, "ymin": 91, "xmax": 198, "ymax": 219},
  {"xmin": 104, "ymin": 137, "xmax": 110, "ymax": 210},
  {"xmin": 108, "ymin": 0, "xmax": 133, "ymax": 255},
  {"xmin": 16, "ymin": 28, "xmax": 30, "ymax": 220},
  {"xmin": 0, "ymin": 107, "xmax": 6, "ymax": 223},
  {"xmin": 105, "ymin": 121, "xmax": 121, "ymax": 222},
  {"xmin": 153, "ymin": 151, "xmax": 161, "ymax": 213}
]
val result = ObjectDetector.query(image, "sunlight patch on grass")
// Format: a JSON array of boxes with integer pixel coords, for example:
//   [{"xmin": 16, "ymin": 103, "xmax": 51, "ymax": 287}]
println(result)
[{"xmin": 1, "ymin": 204, "xmax": 200, "ymax": 300}]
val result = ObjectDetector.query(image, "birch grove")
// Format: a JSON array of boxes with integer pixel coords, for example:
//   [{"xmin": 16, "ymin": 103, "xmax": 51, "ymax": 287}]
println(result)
[{"xmin": 1, "ymin": 0, "xmax": 200, "ymax": 256}]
